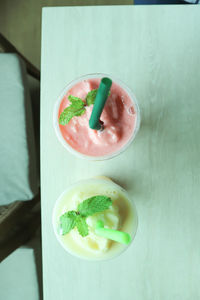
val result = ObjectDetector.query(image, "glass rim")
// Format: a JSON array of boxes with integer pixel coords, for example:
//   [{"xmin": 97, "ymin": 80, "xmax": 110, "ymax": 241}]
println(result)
[{"xmin": 53, "ymin": 73, "xmax": 141, "ymax": 161}]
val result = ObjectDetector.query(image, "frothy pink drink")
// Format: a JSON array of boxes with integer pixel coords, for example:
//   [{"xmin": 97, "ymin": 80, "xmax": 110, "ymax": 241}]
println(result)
[{"xmin": 58, "ymin": 77, "xmax": 138, "ymax": 158}]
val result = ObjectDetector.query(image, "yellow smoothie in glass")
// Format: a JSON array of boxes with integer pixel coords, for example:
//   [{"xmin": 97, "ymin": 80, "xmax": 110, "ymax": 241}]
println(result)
[{"xmin": 52, "ymin": 178, "xmax": 138, "ymax": 261}]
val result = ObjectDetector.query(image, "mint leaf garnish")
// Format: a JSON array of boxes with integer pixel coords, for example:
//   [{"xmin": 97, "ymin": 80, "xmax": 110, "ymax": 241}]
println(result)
[
  {"xmin": 68, "ymin": 95, "xmax": 84, "ymax": 105},
  {"xmin": 60, "ymin": 211, "xmax": 77, "ymax": 235},
  {"xmin": 78, "ymin": 195, "xmax": 112, "ymax": 217},
  {"xmin": 59, "ymin": 95, "xmax": 86, "ymax": 125},
  {"xmin": 59, "ymin": 89, "xmax": 111, "ymax": 125},
  {"xmin": 86, "ymin": 89, "xmax": 98, "ymax": 106},
  {"xmin": 59, "ymin": 195, "xmax": 112, "ymax": 237},
  {"xmin": 85, "ymin": 89, "xmax": 111, "ymax": 106},
  {"xmin": 76, "ymin": 216, "xmax": 88, "ymax": 237}
]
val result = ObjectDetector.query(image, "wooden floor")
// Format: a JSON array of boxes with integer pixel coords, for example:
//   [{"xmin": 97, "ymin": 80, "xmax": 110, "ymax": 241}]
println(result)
[{"xmin": 0, "ymin": 0, "xmax": 132, "ymax": 68}]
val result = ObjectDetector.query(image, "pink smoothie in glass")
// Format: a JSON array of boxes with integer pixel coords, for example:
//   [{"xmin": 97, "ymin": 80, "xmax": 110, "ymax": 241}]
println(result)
[{"xmin": 58, "ymin": 78, "xmax": 137, "ymax": 157}]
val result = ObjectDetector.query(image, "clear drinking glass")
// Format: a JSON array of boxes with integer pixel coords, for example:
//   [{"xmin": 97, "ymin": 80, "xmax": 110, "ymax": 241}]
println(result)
[
  {"xmin": 53, "ymin": 73, "xmax": 140, "ymax": 160},
  {"xmin": 52, "ymin": 178, "xmax": 138, "ymax": 261}
]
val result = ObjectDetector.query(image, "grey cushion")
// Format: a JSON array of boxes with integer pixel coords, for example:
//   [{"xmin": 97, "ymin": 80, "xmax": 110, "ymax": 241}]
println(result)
[
  {"xmin": 0, "ymin": 54, "xmax": 38, "ymax": 205},
  {"xmin": 0, "ymin": 247, "xmax": 39, "ymax": 300}
]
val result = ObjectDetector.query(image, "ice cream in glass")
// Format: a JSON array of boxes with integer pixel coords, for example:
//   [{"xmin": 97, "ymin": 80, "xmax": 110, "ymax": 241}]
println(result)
[{"xmin": 52, "ymin": 177, "xmax": 138, "ymax": 261}]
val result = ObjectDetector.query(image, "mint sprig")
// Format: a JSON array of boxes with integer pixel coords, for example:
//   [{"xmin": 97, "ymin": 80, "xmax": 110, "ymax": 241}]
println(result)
[
  {"xmin": 85, "ymin": 89, "xmax": 111, "ymax": 106},
  {"xmin": 78, "ymin": 195, "xmax": 112, "ymax": 217},
  {"xmin": 59, "ymin": 89, "xmax": 111, "ymax": 125},
  {"xmin": 60, "ymin": 211, "xmax": 77, "ymax": 235},
  {"xmin": 59, "ymin": 195, "xmax": 112, "ymax": 237},
  {"xmin": 76, "ymin": 216, "xmax": 88, "ymax": 237},
  {"xmin": 86, "ymin": 89, "xmax": 98, "ymax": 106},
  {"xmin": 59, "ymin": 95, "xmax": 85, "ymax": 125}
]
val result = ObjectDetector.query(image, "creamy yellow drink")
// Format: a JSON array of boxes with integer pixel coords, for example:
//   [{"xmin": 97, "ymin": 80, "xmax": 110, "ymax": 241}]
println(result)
[{"xmin": 52, "ymin": 178, "xmax": 138, "ymax": 260}]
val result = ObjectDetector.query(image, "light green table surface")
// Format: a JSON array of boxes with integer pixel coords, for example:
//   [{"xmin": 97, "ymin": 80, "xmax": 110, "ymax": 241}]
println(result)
[{"xmin": 41, "ymin": 5, "xmax": 200, "ymax": 300}]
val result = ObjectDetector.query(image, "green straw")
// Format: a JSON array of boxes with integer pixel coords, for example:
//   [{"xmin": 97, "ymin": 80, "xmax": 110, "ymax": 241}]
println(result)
[
  {"xmin": 89, "ymin": 77, "xmax": 112, "ymax": 130},
  {"xmin": 95, "ymin": 220, "xmax": 131, "ymax": 245}
]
